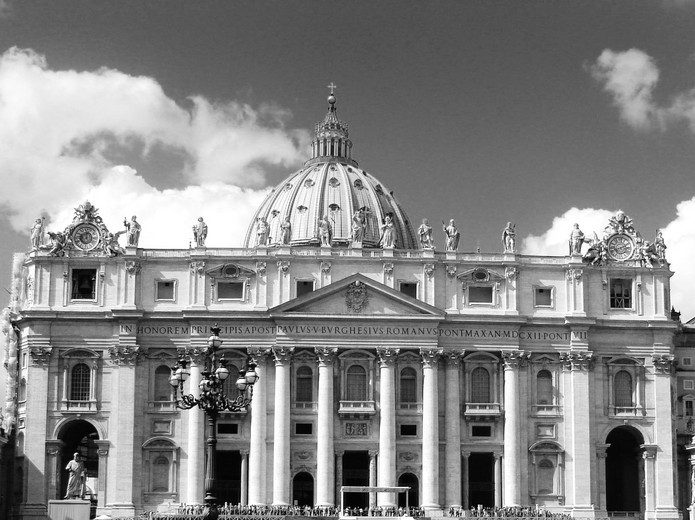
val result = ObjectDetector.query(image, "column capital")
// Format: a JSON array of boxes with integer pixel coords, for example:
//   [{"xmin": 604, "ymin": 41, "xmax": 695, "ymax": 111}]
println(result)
[
  {"xmin": 368, "ymin": 450, "xmax": 379, "ymax": 458},
  {"xmin": 45, "ymin": 439, "xmax": 63, "ymax": 456},
  {"xmin": 109, "ymin": 344, "xmax": 143, "ymax": 365},
  {"xmin": 273, "ymin": 346, "xmax": 295, "ymax": 364},
  {"xmin": 461, "ymin": 450, "xmax": 471, "ymax": 458},
  {"xmin": 641, "ymin": 444, "xmax": 658, "ymax": 459},
  {"xmin": 652, "ymin": 354, "xmax": 676, "ymax": 374},
  {"xmin": 240, "ymin": 449, "xmax": 250, "ymax": 456},
  {"xmin": 335, "ymin": 450, "xmax": 345, "ymax": 457},
  {"xmin": 179, "ymin": 346, "xmax": 207, "ymax": 365},
  {"xmin": 30, "ymin": 346, "xmax": 53, "ymax": 366},
  {"xmin": 596, "ymin": 443, "xmax": 610, "ymax": 458},
  {"xmin": 377, "ymin": 347, "xmax": 400, "ymax": 367},
  {"xmin": 315, "ymin": 347, "xmax": 338, "ymax": 366},
  {"xmin": 501, "ymin": 350, "xmax": 530, "ymax": 369},
  {"xmin": 247, "ymin": 346, "xmax": 272, "ymax": 365},
  {"xmin": 445, "ymin": 351, "xmax": 464, "ymax": 366},
  {"xmin": 420, "ymin": 348, "xmax": 443, "ymax": 368},
  {"xmin": 560, "ymin": 350, "xmax": 594, "ymax": 371}
]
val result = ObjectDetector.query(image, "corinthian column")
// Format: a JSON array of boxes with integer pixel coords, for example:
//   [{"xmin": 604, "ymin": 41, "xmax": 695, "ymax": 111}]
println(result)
[
  {"xmin": 316, "ymin": 347, "xmax": 338, "ymax": 507},
  {"xmin": 421, "ymin": 348, "xmax": 443, "ymax": 510},
  {"xmin": 272, "ymin": 347, "xmax": 294, "ymax": 506},
  {"xmin": 248, "ymin": 348, "xmax": 270, "ymax": 505},
  {"xmin": 444, "ymin": 352, "xmax": 462, "ymax": 508},
  {"xmin": 183, "ymin": 347, "xmax": 206, "ymax": 505},
  {"xmin": 502, "ymin": 351, "xmax": 526, "ymax": 507},
  {"xmin": 377, "ymin": 347, "xmax": 399, "ymax": 507}
]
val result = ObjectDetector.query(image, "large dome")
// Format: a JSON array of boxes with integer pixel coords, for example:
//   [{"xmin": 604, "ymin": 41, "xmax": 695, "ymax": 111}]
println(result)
[{"xmin": 244, "ymin": 93, "xmax": 417, "ymax": 249}]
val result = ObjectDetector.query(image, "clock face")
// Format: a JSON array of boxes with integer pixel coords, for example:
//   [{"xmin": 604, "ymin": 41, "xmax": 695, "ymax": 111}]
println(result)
[
  {"xmin": 72, "ymin": 223, "xmax": 101, "ymax": 251},
  {"xmin": 607, "ymin": 234, "xmax": 635, "ymax": 261}
]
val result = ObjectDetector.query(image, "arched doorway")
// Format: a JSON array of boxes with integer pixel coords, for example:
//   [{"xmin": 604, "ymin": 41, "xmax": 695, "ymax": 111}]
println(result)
[
  {"xmin": 606, "ymin": 426, "xmax": 644, "ymax": 513},
  {"xmin": 292, "ymin": 472, "xmax": 314, "ymax": 506},
  {"xmin": 342, "ymin": 451, "xmax": 370, "ymax": 509},
  {"xmin": 397, "ymin": 473, "xmax": 419, "ymax": 508},
  {"xmin": 58, "ymin": 420, "xmax": 99, "ymax": 501}
]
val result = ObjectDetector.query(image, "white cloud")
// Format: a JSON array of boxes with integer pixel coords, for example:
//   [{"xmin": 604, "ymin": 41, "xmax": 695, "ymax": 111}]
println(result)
[
  {"xmin": 0, "ymin": 47, "xmax": 310, "ymax": 241},
  {"xmin": 522, "ymin": 207, "xmax": 695, "ymax": 321}
]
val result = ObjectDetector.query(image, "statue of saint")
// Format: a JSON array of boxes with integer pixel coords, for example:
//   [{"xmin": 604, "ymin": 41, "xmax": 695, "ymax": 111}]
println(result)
[
  {"xmin": 380, "ymin": 214, "xmax": 395, "ymax": 248},
  {"xmin": 418, "ymin": 218, "xmax": 434, "ymax": 249},
  {"xmin": 638, "ymin": 239, "xmax": 660, "ymax": 268},
  {"xmin": 64, "ymin": 452, "xmax": 86, "ymax": 499},
  {"xmin": 351, "ymin": 209, "xmax": 366, "ymax": 245},
  {"xmin": 124, "ymin": 216, "xmax": 141, "ymax": 247},
  {"xmin": 502, "ymin": 222, "xmax": 516, "ymax": 253},
  {"xmin": 279, "ymin": 217, "xmax": 291, "ymax": 245},
  {"xmin": 655, "ymin": 230, "xmax": 667, "ymax": 264},
  {"xmin": 569, "ymin": 223, "xmax": 585, "ymax": 255},
  {"xmin": 442, "ymin": 219, "xmax": 460, "ymax": 251},
  {"xmin": 30, "ymin": 217, "xmax": 45, "ymax": 250},
  {"xmin": 192, "ymin": 217, "xmax": 208, "ymax": 248},
  {"xmin": 318, "ymin": 215, "xmax": 333, "ymax": 247},
  {"xmin": 256, "ymin": 217, "xmax": 269, "ymax": 246}
]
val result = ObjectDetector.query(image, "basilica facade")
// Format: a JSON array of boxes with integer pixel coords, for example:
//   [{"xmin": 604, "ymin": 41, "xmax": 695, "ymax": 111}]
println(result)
[{"xmin": 0, "ymin": 94, "xmax": 684, "ymax": 520}]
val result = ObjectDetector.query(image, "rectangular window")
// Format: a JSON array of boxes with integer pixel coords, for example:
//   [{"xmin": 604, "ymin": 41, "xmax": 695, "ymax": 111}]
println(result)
[
  {"xmin": 295, "ymin": 423, "xmax": 313, "ymax": 435},
  {"xmin": 400, "ymin": 424, "xmax": 417, "ymax": 436},
  {"xmin": 534, "ymin": 287, "xmax": 553, "ymax": 307},
  {"xmin": 471, "ymin": 425, "xmax": 492, "ymax": 437},
  {"xmin": 609, "ymin": 278, "xmax": 632, "ymax": 309},
  {"xmin": 217, "ymin": 281, "xmax": 244, "ymax": 300},
  {"xmin": 217, "ymin": 423, "xmax": 239, "ymax": 435},
  {"xmin": 155, "ymin": 280, "xmax": 176, "ymax": 301},
  {"xmin": 399, "ymin": 282, "xmax": 418, "ymax": 299},
  {"xmin": 296, "ymin": 280, "xmax": 315, "ymax": 298},
  {"xmin": 71, "ymin": 269, "xmax": 97, "ymax": 300},
  {"xmin": 469, "ymin": 286, "xmax": 493, "ymax": 304},
  {"xmin": 684, "ymin": 357, "xmax": 693, "ymax": 367},
  {"xmin": 685, "ymin": 380, "xmax": 695, "ymax": 390},
  {"xmin": 687, "ymin": 401, "xmax": 694, "ymax": 417}
]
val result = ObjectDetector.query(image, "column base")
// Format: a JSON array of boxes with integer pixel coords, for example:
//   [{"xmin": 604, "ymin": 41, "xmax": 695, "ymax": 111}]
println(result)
[
  {"xmin": 18, "ymin": 503, "xmax": 49, "ymax": 520},
  {"xmin": 649, "ymin": 507, "xmax": 680, "ymax": 520},
  {"xmin": 105, "ymin": 503, "xmax": 136, "ymax": 518},
  {"xmin": 48, "ymin": 500, "xmax": 90, "ymax": 520},
  {"xmin": 568, "ymin": 505, "xmax": 595, "ymax": 518}
]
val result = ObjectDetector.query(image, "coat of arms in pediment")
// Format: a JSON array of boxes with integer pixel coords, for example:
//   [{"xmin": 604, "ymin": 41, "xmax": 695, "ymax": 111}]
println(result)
[{"xmin": 345, "ymin": 281, "xmax": 369, "ymax": 313}]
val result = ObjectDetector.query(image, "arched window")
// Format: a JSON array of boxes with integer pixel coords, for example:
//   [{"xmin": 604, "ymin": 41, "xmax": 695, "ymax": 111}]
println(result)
[
  {"xmin": 222, "ymin": 363, "xmax": 240, "ymax": 397},
  {"xmin": 296, "ymin": 366, "xmax": 313, "ymax": 403},
  {"xmin": 400, "ymin": 367, "xmax": 417, "ymax": 404},
  {"xmin": 346, "ymin": 365, "xmax": 367, "ymax": 401},
  {"xmin": 614, "ymin": 370, "xmax": 633, "ymax": 408},
  {"xmin": 536, "ymin": 370, "xmax": 553, "ymax": 405},
  {"xmin": 154, "ymin": 366, "xmax": 173, "ymax": 402},
  {"xmin": 537, "ymin": 458, "xmax": 555, "ymax": 495},
  {"xmin": 70, "ymin": 363, "xmax": 91, "ymax": 401},
  {"xmin": 471, "ymin": 367, "xmax": 491, "ymax": 403},
  {"xmin": 152, "ymin": 455, "xmax": 171, "ymax": 492}
]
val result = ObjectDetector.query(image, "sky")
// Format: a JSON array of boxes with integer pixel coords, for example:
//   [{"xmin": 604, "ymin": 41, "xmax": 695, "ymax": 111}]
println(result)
[{"xmin": 1, "ymin": 0, "xmax": 695, "ymax": 318}]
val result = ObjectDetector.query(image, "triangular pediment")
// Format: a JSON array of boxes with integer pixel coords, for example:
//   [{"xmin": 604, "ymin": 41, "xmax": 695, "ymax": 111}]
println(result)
[{"xmin": 269, "ymin": 273, "xmax": 444, "ymax": 317}]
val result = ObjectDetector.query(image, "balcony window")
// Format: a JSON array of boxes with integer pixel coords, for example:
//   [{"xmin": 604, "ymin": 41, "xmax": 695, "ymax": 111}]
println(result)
[
  {"xmin": 471, "ymin": 367, "xmax": 491, "ymax": 403},
  {"xmin": 70, "ymin": 363, "xmax": 91, "ymax": 401},
  {"xmin": 400, "ymin": 367, "xmax": 417, "ymax": 405},
  {"xmin": 296, "ymin": 366, "xmax": 313, "ymax": 403},
  {"xmin": 347, "ymin": 365, "xmax": 367, "ymax": 401},
  {"xmin": 614, "ymin": 370, "xmax": 633, "ymax": 408}
]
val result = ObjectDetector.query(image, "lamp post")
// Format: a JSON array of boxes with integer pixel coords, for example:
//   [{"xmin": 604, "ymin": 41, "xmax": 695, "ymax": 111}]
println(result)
[{"xmin": 170, "ymin": 325, "xmax": 259, "ymax": 520}]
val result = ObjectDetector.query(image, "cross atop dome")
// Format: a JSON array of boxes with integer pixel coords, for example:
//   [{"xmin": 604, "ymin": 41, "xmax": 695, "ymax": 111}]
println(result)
[
  {"xmin": 309, "ymin": 85, "xmax": 355, "ymax": 166},
  {"xmin": 327, "ymin": 82, "xmax": 337, "ymax": 95}
]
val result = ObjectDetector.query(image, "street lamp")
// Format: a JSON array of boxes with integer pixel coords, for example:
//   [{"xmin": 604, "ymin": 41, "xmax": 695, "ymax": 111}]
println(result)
[{"xmin": 170, "ymin": 325, "xmax": 259, "ymax": 520}]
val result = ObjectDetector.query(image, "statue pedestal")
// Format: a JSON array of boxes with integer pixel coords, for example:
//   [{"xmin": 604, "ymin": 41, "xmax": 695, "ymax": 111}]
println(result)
[
  {"xmin": 422, "ymin": 249, "xmax": 435, "ymax": 258},
  {"xmin": 350, "ymin": 245, "xmax": 363, "ymax": 256},
  {"xmin": 382, "ymin": 247, "xmax": 394, "ymax": 258},
  {"xmin": 48, "ymin": 500, "xmax": 90, "ymax": 520},
  {"xmin": 320, "ymin": 246, "xmax": 332, "ymax": 256}
]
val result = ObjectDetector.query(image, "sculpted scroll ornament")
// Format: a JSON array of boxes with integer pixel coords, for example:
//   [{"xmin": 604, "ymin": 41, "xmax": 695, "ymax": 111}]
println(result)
[
  {"xmin": 255, "ymin": 261, "xmax": 267, "ymax": 277},
  {"xmin": 346, "ymin": 281, "xmax": 369, "ymax": 313},
  {"xmin": 383, "ymin": 263, "xmax": 394, "ymax": 276},
  {"xmin": 505, "ymin": 267, "xmax": 517, "ymax": 282},
  {"xmin": 566, "ymin": 268, "xmax": 583, "ymax": 281},
  {"xmin": 190, "ymin": 261, "xmax": 205, "ymax": 276},
  {"xmin": 652, "ymin": 354, "xmax": 675, "ymax": 374},
  {"xmin": 446, "ymin": 264, "xmax": 457, "ymax": 278},
  {"xmin": 109, "ymin": 345, "xmax": 142, "ymax": 365},
  {"xmin": 125, "ymin": 261, "xmax": 141, "ymax": 275},
  {"xmin": 559, "ymin": 351, "xmax": 594, "ymax": 371},
  {"xmin": 277, "ymin": 261, "xmax": 290, "ymax": 274},
  {"xmin": 424, "ymin": 263, "xmax": 435, "ymax": 277},
  {"xmin": 320, "ymin": 261, "xmax": 332, "ymax": 274},
  {"xmin": 30, "ymin": 347, "xmax": 52, "ymax": 366}
]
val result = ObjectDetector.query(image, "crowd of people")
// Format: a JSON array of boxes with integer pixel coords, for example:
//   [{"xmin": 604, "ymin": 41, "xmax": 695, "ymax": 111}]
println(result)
[{"xmin": 157, "ymin": 504, "xmax": 568, "ymax": 520}]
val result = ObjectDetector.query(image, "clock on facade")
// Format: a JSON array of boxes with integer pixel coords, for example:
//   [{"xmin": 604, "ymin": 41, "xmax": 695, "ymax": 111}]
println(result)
[
  {"xmin": 606, "ymin": 234, "xmax": 635, "ymax": 261},
  {"xmin": 72, "ymin": 223, "xmax": 101, "ymax": 251}
]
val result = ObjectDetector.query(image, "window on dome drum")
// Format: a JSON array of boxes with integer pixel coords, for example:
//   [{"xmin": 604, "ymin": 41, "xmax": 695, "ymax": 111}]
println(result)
[
  {"xmin": 154, "ymin": 365, "xmax": 173, "ymax": 402},
  {"xmin": 346, "ymin": 365, "xmax": 368, "ymax": 401},
  {"xmin": 71, "ymin": 269, "xmax": 97, "ymax": 300},
  {"xmin": 217, "ymin": 281, "xmax": 244, "ymax": 300},
  {"xmin": 296, "ymin": 280, "xmax": 315, "ymax": 298},
  {"xmin": 614, "ymin": 370, "xmax": 633, "ymax": 408},
  {"xmin": 609, "ymin": 278, "xmax": 632, "ymax": 309},
  {"xmin": 534, "ymin": 287, "xmax": 553, "ymax": 307},
  {"xmin": 536, "ymin": 370, "xmax": 553, "ymax": 405},
  {"xmin": 469, "ymin": 286, "xmax": 493, "ymax": 304},
  {"xmin": 70, "ymin": 363, "xmax": 91, "ymax": 401},
  {"xmin": 399, "ymin": 282, "xmax": 418, "ymax": 299},
  {"xmin": 156, "ymin": 280, "xmax": 176, "ymax": 301},
  {"xmin": 295, "ymin": 366, "xmax": 313, "ymax": 404},
  {"xmin": 471, "ymin": 367, "xmax": 491, "ymax": 403},
  {"xmin": 399, "ymin": 367, "xmax": 417, "ymax": 408}
]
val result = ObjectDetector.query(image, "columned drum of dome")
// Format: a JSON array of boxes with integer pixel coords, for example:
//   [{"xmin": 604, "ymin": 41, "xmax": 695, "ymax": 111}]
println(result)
[{"xmin": 244, "ymin": 94, "xmax": 417, "ymax": 249}]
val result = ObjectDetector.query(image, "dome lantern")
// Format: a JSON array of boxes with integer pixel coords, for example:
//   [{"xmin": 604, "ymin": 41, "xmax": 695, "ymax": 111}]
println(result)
[{"xmin": 307, "ymin": 84, "xmax": 356, "ymax": 167}]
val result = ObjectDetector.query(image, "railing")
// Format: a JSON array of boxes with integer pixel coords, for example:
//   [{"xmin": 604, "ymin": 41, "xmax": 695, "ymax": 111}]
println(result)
[
  {"xmin": 399, "ymin": 402, "xmax": 422, "ymax": 411},
  {"xmin": 338, "ymin": 400, "xmax": 376, "ymax": 415},
  {"xmin": 61, "ymin": 399, "xmax": 98, "ymax": 412},
  {"xmin": 532, "ymin": 404, "xmax": 562, "ymax": 415},
  {"xmin": 293, "ymin": 402, "xmax": 317, "ymax": 410},
  {"xmin": 610, "ymin": 406, "xmax": 643, "ymax": 416},
  {"xmin": 464, "ymin": 402, "xmax": 502, "ymax": 416}
]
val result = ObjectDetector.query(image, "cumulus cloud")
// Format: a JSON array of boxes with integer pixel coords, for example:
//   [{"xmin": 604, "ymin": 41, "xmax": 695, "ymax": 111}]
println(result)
[
  {"xmin": 0, "ymin": 47, "xmax": 310, "ymax": 245},
  {"xmin": 522, "ymin": 207, "xmax": 695, "ymax": 321}
]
